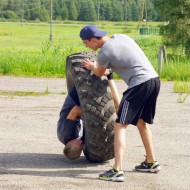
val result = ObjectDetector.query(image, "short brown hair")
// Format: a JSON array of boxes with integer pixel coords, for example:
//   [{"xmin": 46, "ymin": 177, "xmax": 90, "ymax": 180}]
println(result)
[{"xmin": 63, "ymin": 142, "xmax": 83, "ymax": 160}]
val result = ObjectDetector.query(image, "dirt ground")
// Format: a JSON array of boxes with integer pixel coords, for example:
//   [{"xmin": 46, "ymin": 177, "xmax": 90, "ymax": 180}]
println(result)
[{"xmin": 0, "ymin": 76, "xmax": 190, "ymax": 190}]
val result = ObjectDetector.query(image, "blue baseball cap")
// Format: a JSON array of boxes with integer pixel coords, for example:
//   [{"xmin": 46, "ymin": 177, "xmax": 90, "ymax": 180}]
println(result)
[{"xmin": 80, "ymin": 25, "xmax": 107, "ymax": 40}]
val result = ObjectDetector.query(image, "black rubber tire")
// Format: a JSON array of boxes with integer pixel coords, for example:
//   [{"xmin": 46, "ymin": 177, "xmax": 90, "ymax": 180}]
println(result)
[{"xmin": 66, "ymin": 52, "xmax": 116, "ymax": 162}]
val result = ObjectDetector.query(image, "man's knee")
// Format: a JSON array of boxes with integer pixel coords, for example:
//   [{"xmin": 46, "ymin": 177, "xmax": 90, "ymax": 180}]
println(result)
[
  {"xmin": 137, "ymin": 119, "xmax": 147, "ymax": 130},
  {"xmin": 113, "ymin": 122, "xmax": 127, "ymax": 131}
]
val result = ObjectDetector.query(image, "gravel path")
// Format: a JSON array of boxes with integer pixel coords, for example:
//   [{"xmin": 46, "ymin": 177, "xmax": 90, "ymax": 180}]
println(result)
[{"xmin": 0, "ymin": 76, "xmax": 190, "ymax": 190}]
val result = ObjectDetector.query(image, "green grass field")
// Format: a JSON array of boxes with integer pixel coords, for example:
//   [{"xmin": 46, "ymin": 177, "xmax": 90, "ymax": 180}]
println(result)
[
  {"xmin": 0, "ymin": 21, "xmax": 158, "ymax": 50},
  {"xmin": 0, "ymin": 21, "xmax": 189, "ymax": 82}
]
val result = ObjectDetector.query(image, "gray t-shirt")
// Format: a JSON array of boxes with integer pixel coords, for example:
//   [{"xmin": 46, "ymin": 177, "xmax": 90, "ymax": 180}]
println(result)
[{"xmin": 97, "ymin": 34, "xmax": 158, "ymax": 89}]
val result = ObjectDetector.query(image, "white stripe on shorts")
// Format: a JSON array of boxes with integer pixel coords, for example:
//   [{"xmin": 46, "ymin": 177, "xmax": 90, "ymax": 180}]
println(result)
[{"xmin": 120, "ymin": 100, "xmax": 129, "ymax": 124}]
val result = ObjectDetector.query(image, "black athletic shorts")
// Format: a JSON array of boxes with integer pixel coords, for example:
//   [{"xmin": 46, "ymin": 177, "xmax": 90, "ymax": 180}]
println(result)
[{"xmin": 116, "ymin": 77, "xmax": 160, "ymax": 126}]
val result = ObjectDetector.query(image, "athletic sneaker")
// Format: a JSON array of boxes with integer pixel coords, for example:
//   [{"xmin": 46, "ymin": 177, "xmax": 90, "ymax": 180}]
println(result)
[
  {"xmin": 99, "ymin": 168, "xmax": 124, "ymax": 182},
  {"xmin": 135, "ymin": 161, "xmax": 161, "ymax": 173}
]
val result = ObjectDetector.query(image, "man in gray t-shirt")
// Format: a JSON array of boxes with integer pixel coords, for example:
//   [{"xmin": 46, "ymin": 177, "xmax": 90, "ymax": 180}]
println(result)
[{"xmin": 79, "ymin": 25, "xmax": 161, "ymax": 182}]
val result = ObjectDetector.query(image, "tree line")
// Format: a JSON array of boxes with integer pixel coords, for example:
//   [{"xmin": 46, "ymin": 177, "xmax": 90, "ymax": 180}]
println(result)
[
  {"xmin": 156, "ymin": 0, "xmax": 190, "ymax": 54},
  {"xmin": 0, "ymin": 0, "xmax": 158, "ymax": 22}
]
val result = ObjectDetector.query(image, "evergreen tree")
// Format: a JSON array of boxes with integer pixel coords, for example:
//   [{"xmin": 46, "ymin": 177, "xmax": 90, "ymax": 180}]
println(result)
[
  {"xmin": 24, "ymin": 5, "xmax": 30, "ymax": 21},
  {"xmin": 0, "ymin": 0, "xmax": 159, "ymax": 22},
  {"xmin": 11, "ymin": 0, "xmax": 22, "ymax": 18},
  {"xmin": 60, "ymin": 0, "xmax": 68, "ymax": 20},
  {"xmin": 0, "ymin": 0, "xmax": 3, "ymax": 10},
  {"xmin": 130, "ymin": 1, "xmax": 139, "ymax": 21},
  {"xmin": 75, "ymin": 0, "xmax": 81, "ymax": 13},
  {"xmin": 147, "ymin": 0, "xmax": 157, "ymax": 21},
  {"xmin": 104, "ymin": 0, "xmax": 113, "ymax": 20},
  {"xmin": 28, "ymin": 0, "xmax": 41, "ymax": 20},
  {"xmin": 39, "ymin": 6, "xmax": 49, "ymax": 22},
  {"xmin": 99, "ymin": 0, "xmax": 106, "ymax": 20},
  {"xmin": 78, "ymin": 2, "xmax": 89, "ymax": 21},
  {"xmin": 111, "ymin": 0, "xmax": 124, "ymax": 21},
  {"xmin": 53, "ymin": 1, "xmax": 61, "ymax": 20},
  {"xmin": 126, "ymin": 0, "xmax": 132, "ymax": 21},
  {"xmin": 88, "ymin": 0, "xmax": 97, "ymax": 21},
  {"xmin": 68, "ymin": 0, "xmax": 78, "ymax": 20},
  {"xmin": 6, "ymin": 0, "xmax": 14, "ymax": 11}
]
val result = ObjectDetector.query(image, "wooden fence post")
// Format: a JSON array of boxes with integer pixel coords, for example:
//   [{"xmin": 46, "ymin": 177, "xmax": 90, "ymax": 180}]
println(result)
[{"xmin": 158, "ymin": 46, "xmax": 168, "ymax": 74}]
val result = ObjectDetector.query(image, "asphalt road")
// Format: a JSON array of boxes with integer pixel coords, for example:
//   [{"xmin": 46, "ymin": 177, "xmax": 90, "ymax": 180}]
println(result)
[{"xmin": 0, "ymin": 76, "xmax": 190, "ymax": 190}]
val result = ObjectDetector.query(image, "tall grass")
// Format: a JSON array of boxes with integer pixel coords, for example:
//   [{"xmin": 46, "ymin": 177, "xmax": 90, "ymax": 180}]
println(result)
[
  {"xmin": 0, "ymin": 21, "xmax": 189, "ymax": 81},
  {"xmin": 174, "ymin": 81, "xmax": 190, "ymax": 103},
  {"xmin": 160, "ymin": 57, "xmax": 190, "ymax": 81},
  {"xmin": 0, "ymin": 44, "xmax": 86, "ymax": 77}
]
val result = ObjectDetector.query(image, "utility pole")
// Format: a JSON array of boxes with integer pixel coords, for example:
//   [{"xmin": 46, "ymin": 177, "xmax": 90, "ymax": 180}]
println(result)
[
  {"xmin": 97, "ymin": 0, "xmax": 100, "ymax": 26},
  {"xmin": 124, "ymin": 0, "xmax": 127, "ymax": 32},
  {"xmin": 137, "ymin": 0, "xmax": 147, "ymax": 30},
  {"xmin": 21, "ymin": 0, "xmax": 24, "ymax": 26},
  {"xmin": 50, "ymin": 0, "xmax": 53, "ymax": 41},
  {"xmin": 144, "ymin": 0, "xmax": 148, "ymax": 26}
]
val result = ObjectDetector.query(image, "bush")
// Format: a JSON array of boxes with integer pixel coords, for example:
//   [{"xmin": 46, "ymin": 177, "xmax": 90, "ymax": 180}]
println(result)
[
  {"xmin": 185, "ymin": 37, "xmax": 190, "ymax": 56},
  {"xmin": 0, "ymin": 18, "xmax": 7, "ymax": 22},
  {"xmin": 2, "ymin": 11, "xmax": 18, "ymax": 19}
]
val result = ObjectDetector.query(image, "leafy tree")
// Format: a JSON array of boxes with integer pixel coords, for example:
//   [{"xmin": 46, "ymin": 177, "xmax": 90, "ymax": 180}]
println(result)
[
  {"xmin": 156, "ymin": 0, "xmax": 190, "ymax": 54},
  {"xmin": 39, "ymin": 6, "xmax": 49, "ymax": 22},
  {"xmin": 2, "ymin": 10, "xmax": 18, "ymax": 19}
]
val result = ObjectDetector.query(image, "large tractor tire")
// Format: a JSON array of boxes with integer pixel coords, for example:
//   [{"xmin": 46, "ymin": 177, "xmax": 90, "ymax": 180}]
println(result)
[{"xmin": 66, "ymin": 52, "xmax": 116, "ymax": 162}]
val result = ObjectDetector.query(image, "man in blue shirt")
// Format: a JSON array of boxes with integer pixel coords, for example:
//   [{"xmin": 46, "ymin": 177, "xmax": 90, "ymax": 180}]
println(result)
[{"xmin": 57, "ymin": 86, "xmax": 83, "ymax": 160}]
